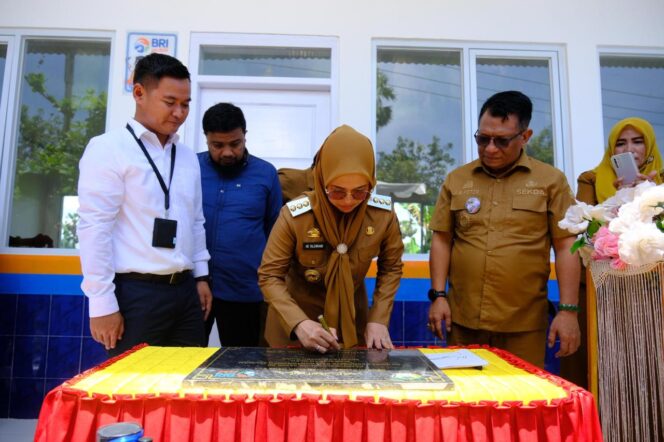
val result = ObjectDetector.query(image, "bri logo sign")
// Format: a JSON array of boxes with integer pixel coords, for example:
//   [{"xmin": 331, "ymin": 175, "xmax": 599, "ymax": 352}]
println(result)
[{"xmin": 125, "ymin": 32, "xmax": 177, "ymax": 92}]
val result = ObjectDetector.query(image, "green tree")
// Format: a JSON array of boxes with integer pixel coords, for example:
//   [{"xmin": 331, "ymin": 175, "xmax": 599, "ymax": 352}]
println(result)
[
  {"xmin": 13, "ymin": 72, "xmax": 107, "ymax": 247},
  {"xmin": 377, "ymin": 136, "xmax": 455, "ymax": 205},
  {"xmin": 377, "ymin": 136, "xmax": 456, "ymax": 252},
  {"xmin": 526, "ymin": 126, "xmax": 554, "ymax": 165},
  {"xmin": 376, "ymin": 69, "xmax": 395, "ymax": 131}
]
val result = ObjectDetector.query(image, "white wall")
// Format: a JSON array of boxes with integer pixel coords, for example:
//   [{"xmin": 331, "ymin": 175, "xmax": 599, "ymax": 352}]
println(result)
[{"xmin": 2, "ymin": 0, "xmax": 664, "ymax": 180}]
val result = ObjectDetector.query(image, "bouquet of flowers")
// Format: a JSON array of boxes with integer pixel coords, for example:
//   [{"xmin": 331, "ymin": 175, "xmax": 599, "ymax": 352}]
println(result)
[{"xmin": 558, "ymin": 181, "xmax": 664, "ymax": 269}]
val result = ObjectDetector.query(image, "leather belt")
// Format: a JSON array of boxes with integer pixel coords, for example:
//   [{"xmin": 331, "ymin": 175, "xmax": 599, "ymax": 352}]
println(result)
[{"xmin": 115, "ymin": 270, "xmax": 192, "ymax": 285}]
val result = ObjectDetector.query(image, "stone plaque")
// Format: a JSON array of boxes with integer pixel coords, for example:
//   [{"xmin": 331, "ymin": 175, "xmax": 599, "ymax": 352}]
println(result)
[{"xmin": 183, "ymin": 347, "xmax": 453, "ymax": 391}]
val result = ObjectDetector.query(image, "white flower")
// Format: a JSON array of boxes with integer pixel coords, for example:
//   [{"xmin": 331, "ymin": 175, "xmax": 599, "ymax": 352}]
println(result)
[
  {"xmin": 610, "ymin": 201, "xmax": 644, "ymax": 234},
  {"xmin": 589, "ymin": 204, "xmax": 614, "ymax": 222},
  {"xmin": 617, "ymin": 222, "xmax": 664, "ymax": 266},
  {"xmin": 635, "ymin": 185, "xmax": 664, "ymax": 218},
  {"xmin": 558, "ymin": 201, "xmax": 592, "ymax": 234}
]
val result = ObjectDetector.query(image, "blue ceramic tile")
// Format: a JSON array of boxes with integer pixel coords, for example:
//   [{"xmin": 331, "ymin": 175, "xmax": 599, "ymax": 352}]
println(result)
[
  {"xmin": 83, "ymin": 297, "xmax": 92, "ymax": 337},
  {"xmin": 404, "ymin": 301, "xmax": 433, "ymax": 341},
  {"xmin": 388, "ymin": 301, "xmax": 404, "ymax": 342},
  {"xmin": 13, "ymin": 336, "xmax": 47, "ymax": 378},
  {"xmin": 0, "ymin": 294, "xmax": 17, "ymax": 335},
  {"xmin": 0, "ymin": 378, "xmax": 10, "ymax": 418},
  {"xmin": 0, "ymin": 336, "xmax": 13, "ymax": 378},
  {"xmin": 9, "ymin": 378, "xmax": 45, "ymax": 419},
  {"xmin": 404, "ymin": 340, "xmax": 438, "ymax": 347},
  {"xmin": 47, "ymin": 337, "xmax": 81, "ymax": 379},
  {"xmin": 15, "ymin": 295, "xmax": 50, "ymax": 335},
  {"xmin": 81, "ymin": 337, "xmax": 107, "ymax": 371},
  {"xmin": 45, "ymin": 378, "xmax": 67, "ymax": 395},
  {"xmin": 49, "ymin": 295, "xmax": 84, "ymax": 336}
]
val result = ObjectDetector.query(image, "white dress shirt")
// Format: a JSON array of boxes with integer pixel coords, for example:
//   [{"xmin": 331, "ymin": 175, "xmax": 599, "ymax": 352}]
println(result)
[{"xmin": 78, "ymin": 119, "xmax": 210, "ymax": 317}]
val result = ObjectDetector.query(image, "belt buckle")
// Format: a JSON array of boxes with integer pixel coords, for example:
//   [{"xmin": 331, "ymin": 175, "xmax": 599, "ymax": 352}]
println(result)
[{"xmin": 169, "ymin": 272, "xmax": 177, "ymax": 284}]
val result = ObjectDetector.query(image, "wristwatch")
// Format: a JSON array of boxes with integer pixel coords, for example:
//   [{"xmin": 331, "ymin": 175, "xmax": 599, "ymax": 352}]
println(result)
[{"xmin": 427, "ymin": 288, "xmax": 448, "ymax": 302}]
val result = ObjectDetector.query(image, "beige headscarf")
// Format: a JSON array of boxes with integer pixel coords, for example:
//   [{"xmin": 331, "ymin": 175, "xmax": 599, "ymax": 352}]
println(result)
[{"xmin": 307, "ymin": 125, "xmax": 376, "ymax": 348}]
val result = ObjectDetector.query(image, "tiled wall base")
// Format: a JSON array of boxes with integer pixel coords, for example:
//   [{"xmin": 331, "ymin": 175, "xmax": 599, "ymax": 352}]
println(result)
[{"xmin": 0, "ymin": 295, "xmax": 561, "ymax": 419}]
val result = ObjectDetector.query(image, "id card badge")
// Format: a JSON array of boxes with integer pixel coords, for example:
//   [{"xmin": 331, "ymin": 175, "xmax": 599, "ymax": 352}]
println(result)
[{"xmin": 152, "ymin": 218, "xmax": 177, "ymax": 249}]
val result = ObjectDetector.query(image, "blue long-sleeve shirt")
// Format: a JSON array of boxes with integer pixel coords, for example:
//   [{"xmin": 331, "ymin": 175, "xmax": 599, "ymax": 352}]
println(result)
[{"xmin": 198, "ymin": 152, "xmax": 282, "ymax": 302}]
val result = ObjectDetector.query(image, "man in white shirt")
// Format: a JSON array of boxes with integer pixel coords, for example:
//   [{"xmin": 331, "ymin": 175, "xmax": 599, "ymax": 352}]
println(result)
[{"xmin": 77, "ymin": 53, "xmax": 212, "ymax": 357}]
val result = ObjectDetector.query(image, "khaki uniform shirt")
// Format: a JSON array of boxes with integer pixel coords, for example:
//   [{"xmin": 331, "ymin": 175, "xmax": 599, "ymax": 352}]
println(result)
[
  {"xmin": 430, "ymin": 152, "xmax": 575, "ymax": 332},
  {"xmin": 258, "ymin": 195, "xmax": 404, "ymax": 347},
  {"xmin": 278, "ymin": 167, "xmax": 314, "ymax": 204},
  {"xmin": 576, "ymin": 170, "xmax": 598, "ymax": 205}
]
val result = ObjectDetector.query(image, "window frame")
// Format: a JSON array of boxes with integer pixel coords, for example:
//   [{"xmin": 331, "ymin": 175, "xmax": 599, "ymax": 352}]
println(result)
[
  {"xmin": 184, "ymin": 32, "xmax": 339, "ymax": 150},
  {"xmin": 372, "ymin": 40, "xmax": 572, "ymax": 259},
  {"xmin": 0, "ymin": 29, "xmax": 115, "ymax": 252},
  {"xmin": 596, "ymin": 46, "xmax": 664, "ymax": 140}
]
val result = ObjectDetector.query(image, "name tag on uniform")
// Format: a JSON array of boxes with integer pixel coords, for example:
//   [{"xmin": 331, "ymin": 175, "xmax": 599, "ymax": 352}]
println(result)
[{"xmin": 304, "ymin": 242, "xmax": 326, "ymax": 250}]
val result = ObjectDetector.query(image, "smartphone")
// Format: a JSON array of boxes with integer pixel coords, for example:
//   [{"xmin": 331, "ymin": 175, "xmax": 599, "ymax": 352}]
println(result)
[{"xmin": 611, "ymin": 152, "xmax": 639, "ymax": 185}]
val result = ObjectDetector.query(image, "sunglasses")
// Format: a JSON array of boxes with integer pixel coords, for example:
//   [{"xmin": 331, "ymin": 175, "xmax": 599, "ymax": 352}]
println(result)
[
  {"xmin": 474, "ymin": 130, "xmax": 524, "ymax": 149},
  {"xmin": 325, "ymin": 187, "xmax": 371, "ymax": 201}
]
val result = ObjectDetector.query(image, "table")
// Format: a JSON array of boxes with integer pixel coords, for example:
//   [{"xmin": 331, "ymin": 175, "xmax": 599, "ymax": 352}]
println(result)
[{"xmin": 34, "ymin": 345, "xmax": 602, "ymax": 442}]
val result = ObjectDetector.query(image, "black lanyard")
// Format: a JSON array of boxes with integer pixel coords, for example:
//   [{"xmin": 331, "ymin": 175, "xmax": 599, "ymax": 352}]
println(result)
[{"xmin": 126, "ymin": 124, "xmax": 176, "ymax": 213}]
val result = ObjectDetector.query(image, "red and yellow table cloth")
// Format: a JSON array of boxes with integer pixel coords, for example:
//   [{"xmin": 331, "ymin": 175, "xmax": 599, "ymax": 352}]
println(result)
[{"xmin": 35, "ymin": 345, "xmax": 602, "ymax": 441}]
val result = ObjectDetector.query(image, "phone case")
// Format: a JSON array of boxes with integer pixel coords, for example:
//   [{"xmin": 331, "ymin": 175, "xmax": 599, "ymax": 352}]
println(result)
[{"xmin": 611, "ymin": 153, "xmax": 639, "ymax": 185}]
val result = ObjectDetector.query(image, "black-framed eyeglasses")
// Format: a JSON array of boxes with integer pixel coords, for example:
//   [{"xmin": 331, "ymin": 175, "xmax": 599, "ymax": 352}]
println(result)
[
  {"xmin": 474, "ymin": 130, "xmax": 524, "ymax": 149},
  {"xmin": 325, "ymin": 187, "xmax": 371, "ymax": 201}
]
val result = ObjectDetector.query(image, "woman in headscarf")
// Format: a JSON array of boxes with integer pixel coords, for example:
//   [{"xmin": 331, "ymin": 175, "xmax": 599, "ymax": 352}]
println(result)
[
  {"xmin": 577, "ymin": 117, "xmax": 663, "ymax": 204},
  {"xmin": 560, "ymin": 117, "xmax": 663, "ymax": 388},
  {"xmin": 258, "ymin": 125, "xmax": 403, "ymax": 353}
]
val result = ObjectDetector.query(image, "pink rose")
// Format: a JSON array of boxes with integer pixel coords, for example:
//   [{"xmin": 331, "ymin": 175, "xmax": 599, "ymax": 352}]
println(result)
[{"xmin": 592, "ymin": 226, "xmax": 624, "ymax": 269}]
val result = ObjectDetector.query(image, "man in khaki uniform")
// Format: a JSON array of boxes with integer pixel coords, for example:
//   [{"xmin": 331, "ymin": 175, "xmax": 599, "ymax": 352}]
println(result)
[
  {"xmin": 259, "ymin": 125, "xmax": 403, "ymax": 351},
  {"xmin": 427, "ymin": 91, "xmax": 580, "ymax": 368},
  {"xmin": 278, "ymin": 165, "xmax": 314, "ymax": 204}
]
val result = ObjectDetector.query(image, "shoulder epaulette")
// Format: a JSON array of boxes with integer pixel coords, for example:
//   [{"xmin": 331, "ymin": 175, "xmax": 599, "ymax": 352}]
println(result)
[
  {"xmin": 367, "ymin": 193, "xmax": 392, "ymax": 211},
  {"xmin": 287, "ymin": 196, "xmax": 312, "ymax": 217}
]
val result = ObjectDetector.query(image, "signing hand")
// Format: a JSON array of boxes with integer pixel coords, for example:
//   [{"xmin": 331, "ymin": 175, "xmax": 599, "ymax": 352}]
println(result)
[
  {"xmin": 196, "ymin": 280, "xmax": 213, "ymax": 320},
  {"xmin": 294, "ymin": 319, "xmax": 340, "ymax": 353},
  {"xmin": 548, "ymin": 311, "xmax": 581, "ymax": 358},
  {"xmin": 428, "ymin": 297, "xmax": 452, "ymax": 340},
  {"xmin": 365, "ymin": 322, "xmax": 393, "ymax": 350},
  {"xmin": 90, "ymin": 312, "xmax": 124, "ymax": 350}
]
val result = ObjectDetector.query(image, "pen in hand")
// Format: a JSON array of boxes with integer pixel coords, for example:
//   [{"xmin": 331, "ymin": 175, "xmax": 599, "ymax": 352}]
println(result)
[{"xmin": 318, "ymin": 314, "xmax": 337, "ymax": 341}]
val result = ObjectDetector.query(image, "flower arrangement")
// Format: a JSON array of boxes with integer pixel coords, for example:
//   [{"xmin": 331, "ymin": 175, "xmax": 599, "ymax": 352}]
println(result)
[{"xmin": 558, "ymin": 181, "xmax": 664, "ymax": 268}]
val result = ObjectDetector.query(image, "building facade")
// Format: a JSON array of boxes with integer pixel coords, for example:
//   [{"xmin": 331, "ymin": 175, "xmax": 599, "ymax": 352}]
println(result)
[{"xmin": 1, "ymin": 0, "xmax": 663, "ymax": 418}]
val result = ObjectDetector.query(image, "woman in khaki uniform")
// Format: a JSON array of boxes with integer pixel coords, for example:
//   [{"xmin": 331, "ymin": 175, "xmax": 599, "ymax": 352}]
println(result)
[
  {"xmin": 258, "ymin": 125, "xmax": 403, "ymax": 353},
  {"xmin": 560, "ymin": 117, "xmax": 662, "ymax": 388}
]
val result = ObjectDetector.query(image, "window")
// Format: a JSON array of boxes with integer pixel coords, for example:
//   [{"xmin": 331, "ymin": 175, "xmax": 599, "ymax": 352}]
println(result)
[
  {"xmin": 374, "ymin": 43, "xmax": 567, "ymax": 254},
  {"xmin": 199, "ymin": 46, "xmax": 331, "ymax": 78},
  {"xmin": 599, "ymin": 53, "xmax": 664, "ymax": 142},
  {"xmin": 475, "ymin": 57, "xmax": 555, "ymax": 165},
  {"xmin": 6, "ymin": 38, "xmax": 111, "ymax": 249},
  {"xmin": 0, "ymin": 44, "xmax": 7, "ymax": 101},
  {"xmin": 375, "ymin": 48, "xmax": 462, "ymax": 254},
  {"xmin": 187, "ymin": 34, "xmax": 337, "ymax": 171}
]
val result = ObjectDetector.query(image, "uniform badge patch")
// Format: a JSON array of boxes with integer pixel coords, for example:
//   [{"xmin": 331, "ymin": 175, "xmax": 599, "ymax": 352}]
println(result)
[
  {"xmin": 304, "ymin": 269, "xmax": 322, "ymax": 283},
  {"xmin": 304, "ymin": 242, "xmax": 325, "ymax": 250},
  {"xmin": 465, "ymin": 197, "xmax": 481, "ymax": 214},
  {"xmin": 307, "ymin": 227, "xmax": 321, "ymax": 238}
]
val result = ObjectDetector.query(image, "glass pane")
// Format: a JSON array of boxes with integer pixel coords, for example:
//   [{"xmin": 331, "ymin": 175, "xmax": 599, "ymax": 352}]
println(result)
[
  {"xmin": 600, "ymin": 55, "xmax": 664, "ymax": 143},
  {"xmin": 200, "ymin": 45, "xmax": 331, "ymax": 78},
  {"xmin": 376, "ymin": 47, "xmax": 462, "ymax": 253},
  {"xmin": 0, "ymin": 44, "xmax": 6, "ymax": 102},
  {"xmin": 9, "ymin": 39, "xmax": 110, "ymax": 249},
  {"xmin": 476, "ymin": 57, "xmax": 554, "ymax": 165}
]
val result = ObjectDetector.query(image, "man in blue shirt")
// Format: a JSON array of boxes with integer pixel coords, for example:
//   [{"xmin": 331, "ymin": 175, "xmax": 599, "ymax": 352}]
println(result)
[{"xmin": 198, "ymin": 103, "xmax": 282, "ymax": 346}]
